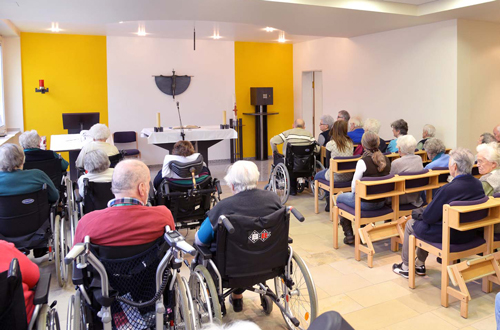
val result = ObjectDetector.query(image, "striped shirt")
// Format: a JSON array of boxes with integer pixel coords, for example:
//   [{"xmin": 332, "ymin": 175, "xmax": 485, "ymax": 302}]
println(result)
[{"xmin": 270, "ymin": 128, "xmax": 319, "ymax": 155}]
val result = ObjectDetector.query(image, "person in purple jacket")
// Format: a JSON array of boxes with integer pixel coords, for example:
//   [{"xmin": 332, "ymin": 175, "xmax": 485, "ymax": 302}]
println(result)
[{"xmin": 392, "ymin": 148, "xmax": 485, "ymax": 278}]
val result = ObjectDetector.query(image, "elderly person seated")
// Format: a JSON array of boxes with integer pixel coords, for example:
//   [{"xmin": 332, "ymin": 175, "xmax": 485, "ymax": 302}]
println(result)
[
  {"xmin": 335, "ymin": 132, "xmax": 391, "ymax": 245},
  {"xmin": 389, "ymin": 135, "xmax": 423, "ymax": 206},
  {"xmin": 314, "ymin": 120, "xmax": 354, "ymax": 212},
  {"xmin": 416, "ymin": 124, "xmax": 436, "ymax": 150},
  {"xmin": 153, "ymin": 140, "xmax": 209, "ymax": 190},
  {"xmin": 354, "ymin": 118, "xmax": 387, "ymax": 154},
  {"xmin": 478, "ymin": 132, "xmax": 497, "ymax": 145},
  {"xmin": 337, "ymin": 110, "xmax": 350, "ymax": 122},
  {"xmin": 393, "ymin": 148, "xmax": 485, "ymax": 278},
  {"xmin": 424, "ymin": 138, "xmax": 449, "ymax": 169},
  {"xmin": 387, "ymin": 119, "xmax": 408, "ymax": 153},
  {"xmin": 0, "ymin": 144, "xmax": 59, "ymax": 203},
  {"xmin": 20, "ymin": 130, "xmax": 69, "ymax": 171},
  {"xmin": 75, "ymin": 123, "xmax": 120, "ymax": 168},
  {"xmin": 195, "ymin": 160, "xmax": 281, "ymax": 312},
  {"xmin": 347, "ymin": 116, "xmax": 364, "ymax": 144},
  {"xmin": 74, "ymin": 159, "xmax": 175, "ymax": 246},
  {"xmin": 477, "ymin": 143, "xmax": 500, "ymax": 232},
  {"xmin": 77, "ymin": 149, "xmax": 114, "ymax": 198},
  {"xmin": 494, "ymin": 124, "xmax": 500, "ymax": 142},
  {"xmin": 317, "ymin": 115, "xmax": 335, "ymax": 147}
]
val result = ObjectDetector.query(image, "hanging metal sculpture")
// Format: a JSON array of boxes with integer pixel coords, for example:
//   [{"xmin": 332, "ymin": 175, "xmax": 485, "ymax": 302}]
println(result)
[{"xmin": 154, "ymin": 70, "xmax": 192, "ymax": 99}]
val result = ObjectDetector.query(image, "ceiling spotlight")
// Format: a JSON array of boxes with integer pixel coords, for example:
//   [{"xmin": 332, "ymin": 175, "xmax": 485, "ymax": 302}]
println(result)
[
  {"xmin": 119, "ymin": 21, "xmax": 124, "ymax": 24},
  {"xmin": 278, "ymin": 31, "xmax": 286, "ymax": 43},
  {"xmin": 49, "ymin": 22, "xmax": 61, "ymax": 33},
  {"xmin": 211, "ymin": 25, "xmax": 222, "ymax": 39},
  {"xmin": 265, "ymin": 27, "xmax": 275, "ymax": 32},
  {"xmin": 136, "ymin": 24, "xmax": 147, "ymax": 36}
]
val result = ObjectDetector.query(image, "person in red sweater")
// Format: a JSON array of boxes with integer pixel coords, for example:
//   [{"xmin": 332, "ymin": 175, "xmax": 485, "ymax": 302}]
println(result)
[
  {"xmin": 74, "ymin": 159, "xmax": 175, "ymax": 246},
  {"xmin": 0, "ymin": 240, "xmax": 40, "ymax": 324}
]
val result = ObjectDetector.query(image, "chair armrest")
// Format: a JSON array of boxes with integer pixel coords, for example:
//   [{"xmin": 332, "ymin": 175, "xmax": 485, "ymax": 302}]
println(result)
[
  {"xmin": 194, "ymin": 244, "xmax": 212, "ymax": 260},
  {"xmin": 33, "ymin": 273, "xmax": 51, "ymax": 305}
]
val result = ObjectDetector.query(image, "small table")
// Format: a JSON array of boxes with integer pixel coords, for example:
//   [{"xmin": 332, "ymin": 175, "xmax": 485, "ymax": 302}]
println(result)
[{"xmin": 141, "ymin": 126, "xmax": 237, "ymax": 163}]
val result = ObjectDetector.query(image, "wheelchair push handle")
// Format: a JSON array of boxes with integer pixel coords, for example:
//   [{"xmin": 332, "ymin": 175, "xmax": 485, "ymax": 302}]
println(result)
[
  {"xmin": 288, "ymin": 207, "xmax": 305, "ymax": 222},
  {"xmin": 219, "ymin": 215, "xmax": 235, "ymax": 234},
  {"xmin": 64, "ymin": 243, "xmax": 86, "ymax": 265}
]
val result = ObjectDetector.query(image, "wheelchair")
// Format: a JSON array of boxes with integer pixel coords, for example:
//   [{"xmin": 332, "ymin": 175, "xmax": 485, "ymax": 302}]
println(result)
[
  {"xmin": 24, "ymin": 156, "xmax": 67, "ymax": 196},
  {"xmin": 191, "ymin": 206, "xmax": 318, "ymax": 330},
  {"xmin": 266, "ymin": 143, "xmax": 324, "ymax": 205},
  {"xmin": 65, "ymin": 227, "xmax": 210, "ymax": 330},
  {"xmin": 0, "ymin": 258, "xmax": 60, "ymax": 330},
  {"xmin": 0, "ymin": 186, "xmax": 69, "ymax": 287},
  {"xmin": 155, "ymin": 156, "xmax": 221, "ymax": 230}
]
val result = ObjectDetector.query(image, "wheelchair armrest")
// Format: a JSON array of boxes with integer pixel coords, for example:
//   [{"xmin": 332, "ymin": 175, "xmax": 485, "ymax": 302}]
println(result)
[
  {"xmin": 72, "ymin": 263, "xmax": 84, "ymax": 285},
  {"xmin": 74, "ymin": 191, "xmax": 83, "ymax": 203},
  {"xmin": 194, "ymin": 244, "xmax": 212, "ymax": 260},
  {"xmin": 33, "ymin": 273, "xmax": 51, "ymax": 305}
]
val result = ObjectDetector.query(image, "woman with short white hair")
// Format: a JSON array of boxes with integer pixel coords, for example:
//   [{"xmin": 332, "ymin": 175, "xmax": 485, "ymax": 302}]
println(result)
[
  {"xmin": 355, "ymin": 118, "xmax": 387, "ymax": 154},
  {"xmin": 195, "ymin": 160, "xmax": 282, "ymax": 313},
  {"xmin": 416, "ymin": 124, "xmax": 436, "ymax": 150},
  {"xmin": 75, "ymin": 123, "xmax": 119, "ymax": 168},
  {"xmin": 424, "ymin": 138, "xmax": 449, "ymax": 170},
  {"xmin": 19, "ymin": 130, "xmax": 69, "ymax": 171},
  {"xmin": 389, "ymin": 135, "xmax": 423, "ymax": 206},
  {"xmin": 317, "ymin": 114, "xmax": 335, "ymax": 147},
  {"xmin": 77, "ymin": 149, "xmax": 114, "ymax": 197},
  {"xmin": 477, "ymin": 142, "xmax": 500, "ymax": 202}
]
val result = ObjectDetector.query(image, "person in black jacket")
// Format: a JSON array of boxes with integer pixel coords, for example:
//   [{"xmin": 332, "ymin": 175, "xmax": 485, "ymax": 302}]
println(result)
[
  {"xmin": 20, "ymin": 130, "xmax": 69, "ymax": 172},
  {"xmin": 393, "ymin": 148, "xmax": 485, "ymax": 278}
]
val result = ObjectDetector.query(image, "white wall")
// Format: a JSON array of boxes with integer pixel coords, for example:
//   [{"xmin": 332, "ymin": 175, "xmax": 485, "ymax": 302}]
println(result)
[
  {"xmin": 294, "ymin": 20, "xmax": 458, "ymax": 148},
  {"xmin": 107, "ymin": 37, "xmax": 235, "ymax": 165},
  {"xmin": 2, "ymin": 36, "xmax": 24, "ymax": 131}
]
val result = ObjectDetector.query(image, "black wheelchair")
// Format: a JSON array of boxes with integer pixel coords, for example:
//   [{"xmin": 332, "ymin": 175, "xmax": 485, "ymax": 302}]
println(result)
[
  {"xmin": 0, "ymin": 186, "xmax": 69, "ymax": 287},
  {"xmin": 65, "ymin": 227, "xmax": 212, "ymax": 330},
  {"xmin": 266, "ymin": 143, "xmax": 324, "ymax": 205},
  {"xmin": 155, "ymin": 156, "xmax": 221, "ymax": 230},
  {"xmin": 24, "ymin": 156, "xmax": 66, "ymax": 195},
  {"xmin": 191, "ymin": 206, "xmax": 318, "ymax": 330},
  {"xmin": 0, "ymin": 258, "xmax": 60, "ymax": 330}
]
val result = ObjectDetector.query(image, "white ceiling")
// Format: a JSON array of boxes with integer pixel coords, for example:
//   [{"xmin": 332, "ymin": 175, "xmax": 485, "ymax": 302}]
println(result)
[{"xmin": 1, "ymin": 0, "xmax": 500, "ymax": 41}]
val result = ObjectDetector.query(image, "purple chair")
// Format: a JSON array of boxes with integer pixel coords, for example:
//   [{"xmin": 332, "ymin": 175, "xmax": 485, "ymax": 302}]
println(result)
[{"xmin": 113, "ymin": 131, "xmax": 141, "ymax": 158}]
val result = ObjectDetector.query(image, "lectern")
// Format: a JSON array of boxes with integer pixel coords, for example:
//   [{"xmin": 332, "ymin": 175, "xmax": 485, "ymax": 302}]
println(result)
[{"xmin": 244, "ymin": 88, "xmax": 278, "ymax": 160}]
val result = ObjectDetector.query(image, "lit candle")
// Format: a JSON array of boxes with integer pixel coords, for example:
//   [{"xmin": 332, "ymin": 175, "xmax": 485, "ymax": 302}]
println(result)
[
  {"xmin": 157, "ymin": 112, "xmax": 161, "ymax": 127},
  {"xmin": 39, "ymin": 80, "xmax": 44, "ymax": 88},
  {"xmin": 223, "ymin": 111, "xmax": 226, "ymax": 125}
]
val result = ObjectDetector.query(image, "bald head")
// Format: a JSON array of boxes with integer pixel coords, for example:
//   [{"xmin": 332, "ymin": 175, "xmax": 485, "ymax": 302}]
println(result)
[
  {"xmin": 294, "ymin": 119, "xmax": 305, "ymax": 129},
  {"xmin": 111, "ymin": 159, "xmax": 151, "ymax": 204}
]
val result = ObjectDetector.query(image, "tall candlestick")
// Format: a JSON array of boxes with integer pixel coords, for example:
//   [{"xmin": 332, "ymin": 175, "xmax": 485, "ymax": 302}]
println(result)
[
  {"xmin": 223, "ymin": 111, "xmax": 226, "ymax": 125},
  {"xmin": 157, "ymin": 112, "xmax": 161, "ymax": 127}
]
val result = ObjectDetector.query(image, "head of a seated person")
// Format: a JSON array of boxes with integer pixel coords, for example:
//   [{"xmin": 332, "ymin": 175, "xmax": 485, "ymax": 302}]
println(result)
[
  {"xmin": 330, "ymin": 120, "xmax": 351, "ymax": 151},
  {"xmin": 172, "ymin": 140, "xmax": 195, "ymax": 157},
  {"xmin": 111, "ymin": 159, "xmax": 150, "ymax": 204},
  {"xmin": 224, "ymin": 160, "xmax": 259, "ymax": 194},
  {"xmin": 19, "ymin": 130, "xmax": 41, "ymax": 150},
  {"xmin": 361, "ymin": 131, "xmax": 387, "ymax": 172},
  {"xmin": 84, "ymin": 149, "xmax": 110, "ymax": 174},
  {"xmin": 391, "ymin": 119, "xmax": 408, "ymax": 138},
  {"xmin": 293, "ymin": 118, "xmax": 305, "ymax": 129},
  {"xmin": 0, "ymin": 143, "xmax": 24, "ymax": 172},
  {"xmin": 396, "ymin": 135, "xmax": 417, "ymax": 156},
  {"xmin": 89, "ymin": 123, "xmax": 111, "ymax": 142},
  {"xmin": 337, "ymin": 110, "xmax": 350, "ymax": 122},
  {"xmin": 448, "ymin": 148, "xmax": 474, "ymax": 178},
  {"xmin": 424, "ymin": 138, "xmax": 446, "ymax": 161},
  {"xmin": 476, "ymin": 142, "xmax": 500, "ymax": 175},
  {"xmin": 348, "ymin": 116, "xmax": 362, "ymax": 132},
  {"xmin": 319, "ymin": 114, "xmax": 334, "ymax": 133},
  {"xmin": 422, "ymin": 124, "xmax": 435, "ymax": 139},
  {"xmin": 478, "ymin": 132, "xmax": 496, "ymax": 145},
  {"xmin": 363, "ymin": 118, "xmax": 381, "ymax": 134}
]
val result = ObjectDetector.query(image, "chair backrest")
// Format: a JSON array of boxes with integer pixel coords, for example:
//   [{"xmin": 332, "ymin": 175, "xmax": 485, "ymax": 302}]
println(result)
[
  {"xmin": 356, "ymin": 174, "xmax": 405, "ymax": 201},
  {"xmin": 431, "ymin": 167, "xmax": 450, "ymax": 186},
  {"xmin": 215, "ymin": 207, "xmax": 289, "ymax": 288},
  {"xmin": 448, "ymin": 196, "xmax": 491, "ymax": 225},
  {"xmin": 113, "ymin": 131, "xmax": 137, "ymax": 144},
  {"xmin": 285, "ymin": 142, "xmax": 316, "ymax": 175},
  {"xmin": 471, "ymin": 165, "xmax": 481, "ymax": 179},
  {"xmin": 493, "ymin": 193, "xmax": 500, "ymax": 199},
  {"xmin": 168, "ymin": 154, "xmax": 204, "ymax": 178},
  {"xmin": 108, "ymin": 152, "xmax": 124, "ymax": 168},
  {"xmin": 23, "ymin": 158, "xmax": 63, "ymax": 190},
  {"xmin": 320, "ymin": 146, "xmax": 328, "ymax": 168},
  {"xmin": 83, "ymin": 179, "xmax": 114, "ymax": 214},
  {"xmin": 0, "ymin": 259, "xmax": 27, "ymax": 330},
  {"xmin": 331, "ymin": 156, "xmax": 360, "ymax": 172}
]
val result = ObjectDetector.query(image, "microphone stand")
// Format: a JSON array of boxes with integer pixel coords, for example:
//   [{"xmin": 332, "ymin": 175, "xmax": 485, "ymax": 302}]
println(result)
[{"xmin": 176, "ymin": 101, "xmax": 186, "ymax": 141}]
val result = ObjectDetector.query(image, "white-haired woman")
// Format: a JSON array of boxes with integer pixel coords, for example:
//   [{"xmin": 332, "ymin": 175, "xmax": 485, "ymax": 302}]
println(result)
[
  {"xmin": 20, "ymin": 130, "xmax": 69, "ymax": 171},
  {"xmin": 416, "ymin": 124, "xmax": 436, "ymax": 150},
  {"xmin": 0, "ymin": 143, "xmax": 59, "ymax": 203},
  {"xmin": 77, "ymin": 149, "xmax": 114, "ymax": 197},
  {"xmin": 477, "ymin": 142, "xmax": 500, "ymax": 203},
  {"xmin": 424, "ymin": 138, "xmax": 449, "ymax": 170},
  {"xmin": 195, "ymin": 160, "xmax": 281, "ymax": 313},
  {"xmin": 389, "ymin": 135, "xmax": 423, "ymax": 206},
  {"xmin": 75, "ymin": 124, "xmax": 119, "ymax": 168},
  {"xmin": 347, "ymin": 116, "xmax": 364, "ymax": 144},
  {"xmin": 317, "ymin": 114, "xmax": 335, "ymax": 147},
  {"xmin": 354, "ymin": 118, "xmax": 387, "ymax": 154}
]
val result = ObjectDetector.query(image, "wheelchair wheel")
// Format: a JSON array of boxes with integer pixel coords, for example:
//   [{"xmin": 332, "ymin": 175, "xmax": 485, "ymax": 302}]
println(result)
[
  {"xmin": 271, "ymin": 163, "xmax": 290, "ymax": 205},
  {"xmin": 67, "ymin": 290, "xmax": 86, "ymax": 330},
  {"xmin": 174, "ymin": 273, "xmax": 195, "ymax": 330},
  {"xmin": 189, "ymin": 265, "xmax": 222, "ymax": 326},
  {"xmin": 260, "ymin": 294, "xmax": 273, "ymax": 315},
  {"xmin": 54, "ymin": 214, "xmax": 68, "ymax": 287},
  {"xmin": 36, "ymin": 304, "xmax": 60, "ymax": 330},
  {"xmin": 274, "ymin": 251, "xmax": 318, "ymax": 330}
]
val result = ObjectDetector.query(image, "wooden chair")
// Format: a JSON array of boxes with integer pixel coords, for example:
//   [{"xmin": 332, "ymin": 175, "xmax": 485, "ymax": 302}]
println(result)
[
  {"xmin": 414, "ymin": 150, "xmax": 428, "ymax": 163},
  {"xmin": 397, "ymin": 170, "xmax": 440, "ymax": 218},
  {"xmin": 384, "ymin": 152, "xmax": 400, "ymax": 163},
  {"xmin": 493, "ymin": 193, "xmax": 500, "ymax": 250},
  {"xmin": 430, "ymin": 167, "xmax": 450, "ymax": 187},
  {"xmin": 319, "ymin": 146, "xmax": 328, "ymax": 168},
  {"xmin": 314, "ymin": 156, "xmax": 360, "ymax": 214},
  {"xmin": 113, "ymin": 131, "xmax": 141, "ymax": 159},
  {"xmin": 332, "ymin": 175, "xmax": 405, "ymax": 266},
  {"xmin": 471, "ymin": 164, "xmax": 481, "ymax": 179},
  {"xmin": 408, "ymin": 196, "xmax": 500, "ymax": 312}
]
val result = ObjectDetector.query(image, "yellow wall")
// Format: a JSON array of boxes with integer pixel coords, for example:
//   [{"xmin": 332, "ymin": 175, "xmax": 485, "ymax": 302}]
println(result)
[
  {"xmin": 235, "ymin": 42, "xmax": 294, "ymax": 158},
  {"xmin": 21, "ymin": 33, "xmax": 108, "ymax": 161}
]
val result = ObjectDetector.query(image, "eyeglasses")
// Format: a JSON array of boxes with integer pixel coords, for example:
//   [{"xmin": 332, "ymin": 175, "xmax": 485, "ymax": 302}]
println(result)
[{"xmin": 320, "ymin": 122, "xmax": 327, "ymax": 126}]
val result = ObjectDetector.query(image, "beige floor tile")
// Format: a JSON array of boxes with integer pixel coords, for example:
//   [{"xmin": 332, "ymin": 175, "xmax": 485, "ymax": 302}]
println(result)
[
  {"xmin": 330, "ymin": 258, "xmax": 371, "ymax": 275},
  {"xmin": 355, "ymin": 262, "xmax": 402, "ymax": 284},
  {"xmin": 318, "ymin": 293, "xmax": 364, "ymax": 315},
  {"xmin": 301, "ymin": 249, "xmax": 346, "ymax": 267},
  {"xmin": 470, "ymin": 315, "xmax": 496, "ymax": 330},
  {"xmin": 397, "ymin": 283, "xmax": 453, "ymax": 314},
  {"xmin": 320, "ymin": 273, "xmax": 373, "ymax": 297},
  {"xmin": 383, "ymin": 312, "xmax": 458, "ymax": 330},
  {"xmin": 432, "ymin": 296, "xmax": 495, "ymax": 328},
  {"xmin": 346, "ymin": 281, "xmax": 412, "ymax": 307},
  {"xmin": 343, "ymin": 300, "xmax": 419, "ymax": 330}
]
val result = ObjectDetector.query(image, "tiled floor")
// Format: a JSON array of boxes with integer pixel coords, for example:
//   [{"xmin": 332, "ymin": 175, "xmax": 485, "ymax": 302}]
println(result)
[{"xmin": 40, "ymin": 159, "xmax": 498, "ymax": 329}]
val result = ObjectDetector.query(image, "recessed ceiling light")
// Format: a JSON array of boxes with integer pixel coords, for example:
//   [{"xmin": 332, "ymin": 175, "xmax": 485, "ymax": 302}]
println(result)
[
  {"xmin": 278, "ymin": 31, "xmax": 286, "ymax": 43},
  {"xmin": 265, "ymin": 27, "xmax": 275, "ymax": 32},
  {"xmin": 135, "ymin": 24, "xmax": 147, "ymax": 36},
  {"xmin": 49, "ymin": 22, "xmax": 61, "ymax": 33},
  {"xmin": 119, "ymin": 21, "xmax": 124, "ymax": 24}
]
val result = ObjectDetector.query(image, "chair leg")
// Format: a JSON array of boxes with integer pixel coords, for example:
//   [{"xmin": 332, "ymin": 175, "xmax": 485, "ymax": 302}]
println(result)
[
  {"xmin": 314, "ymin": 181, "xmax": 319, "ymax": 214},
  {"xmin": 460, "ymin": 300, "xmax": 469, "ymax": 319},
  {"xmin": 333, "ymin": 206, "xmax": 339, "ymax": 249},
  {"xmin": 441, "ymin": 256, "xmax": 450, "ymax": 307},
  {"xmin": 391, "ymin": 237, "xmax": 399, "ymax": 252},
  {"xmin": 355, "ymin": 220, "xmax": 361, "ymax": 261},
  {"xmin": 409, "ymin": 235, "xmax": 416, "ymax": 289}
]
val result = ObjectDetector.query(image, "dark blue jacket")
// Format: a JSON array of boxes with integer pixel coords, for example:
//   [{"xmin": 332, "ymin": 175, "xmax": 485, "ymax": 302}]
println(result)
[{"xmin": 414, "ymin": 174, "xmax": 485, "ymax": 244}]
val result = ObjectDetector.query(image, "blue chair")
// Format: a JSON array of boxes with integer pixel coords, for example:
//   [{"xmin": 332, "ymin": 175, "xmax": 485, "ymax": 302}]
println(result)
[{"xmin": 113, "ymin": 131, "xmax": 141, "ymax": 158}]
